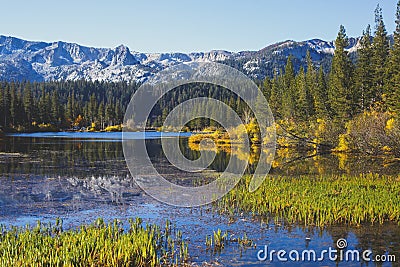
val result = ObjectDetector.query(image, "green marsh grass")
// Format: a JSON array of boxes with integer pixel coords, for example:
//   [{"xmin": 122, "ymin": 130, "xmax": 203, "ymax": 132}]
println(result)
[
  {"xmin": 0, "ymin": 218, "xmax": 189, "ymax": 267},
  {"xmin": 217, "ymin": 174, "xmax": 400, "ymax": 226},
  {"xmin": 205, "ymin": 229, "xmax": 228, "ymax": 253},
  {"xmin": 236, "ymin": 233, "xmax": 254, "ymax": 248},
  {"xmin": 205, "ymin": 230, "xmax": 254, "ymax": 254}
]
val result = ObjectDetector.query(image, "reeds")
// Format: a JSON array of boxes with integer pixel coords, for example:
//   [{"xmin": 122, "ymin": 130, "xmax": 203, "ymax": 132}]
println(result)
[
  {"xmin": 205, "ymin": 229, "xmax": 254, "ymax": 255},
  {"xmin": 217, "ymin": 173, "xmax": 400, "ymax": 226},
  {"xmin": 205, "ymin": 229, "xmax": 228, "ymax": 253},
  {"xmin": 0, "ymin": 218, "xmax": 189, "ymax": 267}
]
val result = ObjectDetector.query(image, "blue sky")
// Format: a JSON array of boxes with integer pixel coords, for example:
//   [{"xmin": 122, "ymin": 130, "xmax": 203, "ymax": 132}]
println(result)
[{"xmin": 1, "ymin": 0, "xmax": 398, "ymax": 53}]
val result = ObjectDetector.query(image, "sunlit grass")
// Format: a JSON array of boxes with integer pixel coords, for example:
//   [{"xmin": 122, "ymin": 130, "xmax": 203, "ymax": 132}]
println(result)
[
  {"xmin": 0, "ymin": 218, "xmax": 189, "ymax": 267},
  {"xmin": 205, "ymin": 229, "xmax": 227, "ymax": 251},
  {"xmin": 217, "ymin": 174, "xmax": 400, "ymax": 226}
]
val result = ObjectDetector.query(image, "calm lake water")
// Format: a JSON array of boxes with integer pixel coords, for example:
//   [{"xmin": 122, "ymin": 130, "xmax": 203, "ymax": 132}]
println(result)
[{"xmin": 0, "ymin": 132, "xmax": 399, "ymax": 266}]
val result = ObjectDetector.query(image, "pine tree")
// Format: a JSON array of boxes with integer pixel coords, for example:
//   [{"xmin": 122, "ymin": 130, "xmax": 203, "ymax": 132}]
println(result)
[
  {"xmin": 355, "ymin": 25, "xmax": 374, "ymax": 110},
  {"xmin": 0, "ymin": 85, "xmax": 3, "ymax": 127},
  {"xmin": 371, "ymin": 4, "xmax": 389, "ymax": 105},
  {"xmin": 385, "ymin": 0, "xmax": 400, "ymax": 114},
  {"xmin": 15, "ymin": 90, "xmax": 24, "ymax": 126},
  {"xmin": 105, "ymin": 102, "xmax": 115, "ymax": 126},
  {"xmin": 262, "ymin": 77, "xmax": 272, "ymax": 100},
  {"xmin": 9, "ymin": 84, "xmax": 17, "ymax": 127},
  {"xmin": 114, "ymin": 100, "xmax": 122, "ymax": 125},
  {"xmin": 23, "ymin": 83, "xmax": 33, "ymax": 126},
  {"xmin": 98, "ymin": 101, "xmax": 105, "ymax": 129},
  {"xmin": 3, "ymin": 86, "xmax": 10, "ymax": 128},
  {"xmin": 328, "ymin": 25, "xmax": 355, "ymax": 119},
  {"xmin": 255, "ymin": 88, "xmax": 270, "ymax": 126},
  {"xmin": 51, "ymin": 91, "xmax": 60, "ymax": 123},
  {"xmin": 88, "ymin": 93, "xmax": 97, "ymax": 123},
  {"xmin": 295, "ymin": 66, "xmax": 309, "ymax": 120},
  {"xmin": 38, "ymin": 86, "xmax": 48, "ymax": 123},
  {"xmin": 66, "ymin": 92, "xmax": 75, "ymax": 122},
  {"xmin": 305, "ymin": 51, "xmax": 316, "ymax": 117},
  {"xmin": 281, "ymin": 56, "xmax": 297, "ymax": 119},
  {"xmin": 268, "ymin": 70, "xmax": 282, "ymax": 118},
  {"xmin": 315, "ymin": 67, "xmax": 330, "ymax": 118}
]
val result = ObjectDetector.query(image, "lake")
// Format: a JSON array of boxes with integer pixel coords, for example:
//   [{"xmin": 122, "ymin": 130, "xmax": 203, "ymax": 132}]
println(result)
[{"xmin": 0, "ymin": 132, "xmax": 398, "ymax": 266}]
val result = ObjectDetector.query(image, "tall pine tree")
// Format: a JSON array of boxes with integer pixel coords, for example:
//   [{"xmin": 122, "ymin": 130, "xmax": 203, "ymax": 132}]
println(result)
[
  {"xmin": 355, "ymin": 25, "xmax": 374, "ymax": 110},
  {"xmin": 268, "ymin": 70, "xmax": 283, "ymax": 118},
  {"xmin": 295, "ymin": 66, "xmax": 311, "ymax": 120},
  {"xmin": 371, "ymin": 4, "xmax": 389, "ymax": 105},
  {"xmin": 315, "ymin": 67, "xmax": 330, "ymax": 118},
  {"xmin": 23, "ymin": 83, "xmax": 34, "ymax": 126},
  {"xmin": 51, "ymin": 91, "xmax": 61, "ymax": 123},
  {"xmin": 281, "ymin": 56, "xmax": 297, "ymax": 119},
  {"xmin": 305, "ymin": 51, "xmax": 316, "ymax": 118},
  {"xmin": 328, "ymin": 25, "xmax": 355, "ymax": 120},
  {"xmin": 385, "ymin": 0, "xmax": 400, "ymax": 114}
]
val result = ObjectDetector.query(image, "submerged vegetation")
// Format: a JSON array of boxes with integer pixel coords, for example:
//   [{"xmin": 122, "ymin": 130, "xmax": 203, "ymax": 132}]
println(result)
[
  {"xmin": 217, "ymin": 174, "xmax": 400, "ymax": 226},
  {"xmin": 0, "ymin": 218, "xmax": 189, "ymax": 267}
]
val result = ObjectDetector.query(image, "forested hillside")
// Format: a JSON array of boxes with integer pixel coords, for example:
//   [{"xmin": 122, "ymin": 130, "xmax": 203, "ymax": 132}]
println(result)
[{"xmin": 1, "ymin": 3, "xmax": 400, "ymax": 155}]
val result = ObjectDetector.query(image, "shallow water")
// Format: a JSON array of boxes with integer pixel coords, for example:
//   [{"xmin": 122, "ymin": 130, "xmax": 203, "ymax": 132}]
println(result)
[{"xmin": 0, "ymin": 133, "xmax": 399, "ymax": 266}]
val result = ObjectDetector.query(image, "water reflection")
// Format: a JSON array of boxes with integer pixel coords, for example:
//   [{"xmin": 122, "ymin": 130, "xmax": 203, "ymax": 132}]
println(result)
[
  {"xmin": 0, "ymin": 134, "xmax": 399, "ymax": 266},
  {"xmin": 0, "ymin": 137, "xmax": 127, "ymax": 178},
  {"xmin": 324, "ymin": 223, "xmax": 400, "ymax": 267},
  {"xmin": 186, "ymin": 141, "xmax": 400, "ymax": 176},
  {"xmin": 1, "ymin": 135, "xmax": 400, "ymax": 216},
  {"xmin": 3, "ymin": 135, "xmax": 399, "ymax": 179}
]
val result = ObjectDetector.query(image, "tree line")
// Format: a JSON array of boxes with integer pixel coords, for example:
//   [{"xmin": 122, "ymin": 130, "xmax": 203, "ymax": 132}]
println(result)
[
  {"xmin": 257, "ymin": 2, "xmax": 400, "ymax": 155},
  {"xmin": 0, "ymin": 80, "xmax": 137, "ymax": 131},
  {"xmin": 0, "ymin": 79, "xmax": 244, "ymax": 132},
  {"xmin": 263, "ymin": 3, "xmax": 400, "ymax": 121},
  {"xmin": 0, "ymin": 2, "xmax": 400, "ymax": 140}
]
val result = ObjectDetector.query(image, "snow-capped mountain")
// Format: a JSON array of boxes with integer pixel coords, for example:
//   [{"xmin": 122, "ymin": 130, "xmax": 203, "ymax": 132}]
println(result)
[{"xmin": 0, "ymin": 35, "xmax": 363, "ymax": 83}]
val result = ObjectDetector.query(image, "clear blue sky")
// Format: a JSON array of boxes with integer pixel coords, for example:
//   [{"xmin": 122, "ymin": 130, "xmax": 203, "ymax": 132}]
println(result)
[{"xmin": 1, "ymin": 0, "xmax": 398, "ymax": 53}]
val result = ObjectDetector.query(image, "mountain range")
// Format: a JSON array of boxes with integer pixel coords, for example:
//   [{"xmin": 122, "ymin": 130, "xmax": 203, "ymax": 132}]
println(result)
[{"xmin": 0, "ymin": 35, "xmax": 364, "ymax": 83}]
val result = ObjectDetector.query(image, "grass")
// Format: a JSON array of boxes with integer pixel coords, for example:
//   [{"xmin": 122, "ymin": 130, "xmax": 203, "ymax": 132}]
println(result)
[
  {"xmin": 0, "ymin": 218, "xmax": 189, "ymax": 267},
  {"xmin": 217, "ymin": 174, "xmax": 400, "ymax": 226},
  {"xmin": 205, "ymin": 229, "xmax": 254, "ymax": 255},
  {"xmin": 205, "ymin": 229, "xmax": 228, "ymax": 251}
]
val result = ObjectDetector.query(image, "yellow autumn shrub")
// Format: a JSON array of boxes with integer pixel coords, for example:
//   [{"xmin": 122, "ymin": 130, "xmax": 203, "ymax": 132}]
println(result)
[{"xmin": 334, "ymin": 111, "xmax": 400, "ymax": 156}]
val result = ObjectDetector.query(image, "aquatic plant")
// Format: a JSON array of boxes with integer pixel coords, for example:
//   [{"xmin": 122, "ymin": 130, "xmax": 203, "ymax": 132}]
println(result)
[
  {"xmin": 205, "ymin": 230, "xmax": 254, "ymax": 255},
  {"xmin": 205, "ymin": 229, "xmax": 228, "ymax": 251},
  {"xmin": 213, "ymin": 229, "xmax": 227, "ymax": 249},
  {"xmin": 0, "ymin": 218, "xmax": 189, "ymax": 267},
  {"xmin": 217, "ymin": 174, "xmax": 400, "ymax": 226},
  {"xmin": 230, "ymin": 232, "xmax": 254, "ymax": 248},
  {"xmin": 237, "ymin": 233, "xmax": 254, "ymax": 247}
]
